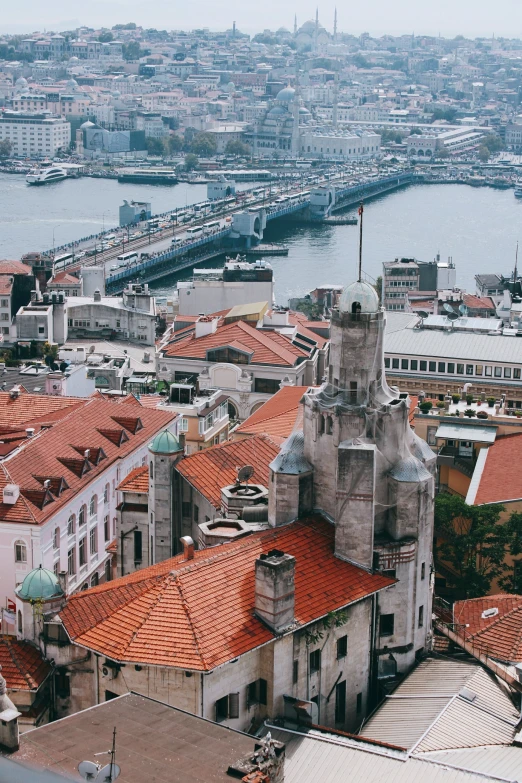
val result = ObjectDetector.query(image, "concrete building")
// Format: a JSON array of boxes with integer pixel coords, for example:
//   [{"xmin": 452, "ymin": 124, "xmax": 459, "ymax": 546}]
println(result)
[
  {"xmin": 176, "ymin": 258, "xmax": 274, "ymax": 316},
  {"xmin": 383, "ymin": 256, "xmax": 456, "ymax": 311},
  {"xmin": 300, "ymin": 128, "xmax": 381, "ymax": 160},
  {"xmin": 0, "ymin": 112, "xmax": 70, "ymax": 157},
  {"xmin": 119, "ymin": 199, "xmax": 152, "ymax": 226},
  {"xmin": 207, "ymin": 124, "xmax": 246, "ymax": 153}
]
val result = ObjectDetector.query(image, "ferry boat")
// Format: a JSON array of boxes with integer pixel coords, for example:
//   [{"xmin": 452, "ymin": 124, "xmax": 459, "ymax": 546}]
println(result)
[
  {"xmin": 117, "ymin": 169, "xmax": 178, "ymax": 185},
  {"xmin": 515, "ymin": 181, "xmax": 522, "ymax": 198},
  {"xmin": 26, "ymin": 164, "xmax": 67, "ymax": 185}
]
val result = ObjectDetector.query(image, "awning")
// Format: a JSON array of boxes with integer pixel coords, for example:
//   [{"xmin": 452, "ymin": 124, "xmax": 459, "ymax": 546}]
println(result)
[{"xmin": 435, "ymin": 423, "xmax": 497, "ymax": 444}]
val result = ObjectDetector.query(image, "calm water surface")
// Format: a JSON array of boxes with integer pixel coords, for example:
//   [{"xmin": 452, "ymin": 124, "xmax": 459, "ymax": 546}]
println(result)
[{"xmin": 1, "ymin": 174, "xmax": 521, "ymax": 304}]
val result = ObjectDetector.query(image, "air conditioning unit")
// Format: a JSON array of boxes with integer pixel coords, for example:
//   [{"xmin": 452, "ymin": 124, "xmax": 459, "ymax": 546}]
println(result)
[{"xmin": 101, "ymin": 665, "xmax": 116, "ymax": 680}]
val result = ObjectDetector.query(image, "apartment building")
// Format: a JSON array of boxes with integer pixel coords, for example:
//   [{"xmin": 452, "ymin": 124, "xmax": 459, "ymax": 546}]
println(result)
[{"xmin": 0, "ymin": 112, "xmax": 71, "ymax": 157}]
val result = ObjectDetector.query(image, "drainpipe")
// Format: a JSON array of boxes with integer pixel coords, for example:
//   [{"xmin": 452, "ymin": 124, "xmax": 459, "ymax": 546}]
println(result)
[{"xmin": 94, "ymin": 653, "xmax": 99, "ymax": 705}]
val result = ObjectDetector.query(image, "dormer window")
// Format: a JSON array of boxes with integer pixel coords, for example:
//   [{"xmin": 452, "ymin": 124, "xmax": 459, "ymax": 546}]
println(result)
[{"xmin": 206, "ymin": 346, "xmax": 251, "ymax": 365}]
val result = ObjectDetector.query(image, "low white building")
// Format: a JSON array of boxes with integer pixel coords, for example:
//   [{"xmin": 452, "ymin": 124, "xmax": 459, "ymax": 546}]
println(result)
[
  {"xmin": 300, "ymin": 128, "xmax": 381, "ymax": 159},
  {"xmin": 0, "ymin": 112, "xmax": 71, "ymax": 157},
  {"xmin": 177, "ymin": 259, "xmax": 273, "ymax": 316}
]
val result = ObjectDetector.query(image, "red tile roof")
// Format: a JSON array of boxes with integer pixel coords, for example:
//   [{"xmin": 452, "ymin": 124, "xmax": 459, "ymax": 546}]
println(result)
[
  {"xmin": 0, "ymin": 636, "xmax": 51, "ymax": 690},
  {"xmin": 118, "ymin": 466, "xmax": 148, "ymax": 493},
  {"xmin": 0, "ymin": 398, "xmax": 176, "ymax": 525},
  {"xmin": 453, "ymin": 594, "xmax": 522, "ymax": 663},
  {"xmin": 0, "ymin": 391, "xmax": 84, "ymax": 430},
  {"xmin": 462, "ymin": 293, "xmax": 496, "ymax": 311},
  {"xmin": 0, "ymin": 276, "xmax": 14, "ymax": 296},
  {"xmin": 0, "ymin": 261, "xmax": 32, "ymax": 276},
  {"xmin": 161, "ymin": 319, "xmax": 308, "ymax": 367},
  {"xmin": 60, "ymin": 516, "xmax": 394, "ymax": 671},
  {"xmin": 234, "ymin": 385, "xmax": 311, "ymax": 444},
  {"xmin": 48, "ymin": 271, "xmax": 80, "ymax": 286},
  {"xmin": 473, "ymin": 434, "xmax": 522, "ymax": 505},
  {"xmin": 176, "ymin": 434, "xmax": 279, "ymax": 508}
]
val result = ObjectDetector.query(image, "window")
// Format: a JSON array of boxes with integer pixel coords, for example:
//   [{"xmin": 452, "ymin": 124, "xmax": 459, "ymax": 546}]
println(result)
[
  {"xmin": 14, "ymin": 540, "xmax": 27, "ymax": 563},
  {"xmin": 91, "ymin": 572, "xmax": 99, "ymax": 587},
  {"xmin": 79, "ymin": 505, "xmax": 86, "ymax": 526},
  {"xmin": 420, "ymin": 360, "xmax": 427, "ymax": 371},
  {"xmin": 427, "ymin": 427, "xmax": 437, "ymax": 446},
  {"xmin": 38, "ymin": 326, "xmax": 45, "ymax": 334},
  {"xmin": 384, "ymin": 357, "xmax": 390, "ymax": 368},
  {"xmin": 68, "ymin": 547, "xmax": 75, "ymax": 576},
  {"xmin": 447, "ymin": 362, "xmax": 455, "ymax": 373},
  {"xmin": 336, "ymin": 635, "xmax": 348, "ymax": 659},
  {"xmin": 485, "ymin": 366, "xmax": 492, "ymax": 377},
  {"xmin": 421, "ymin": 562, "xmax": 426, "ymax": 580},
  {"xmin": 379, "ymin": 613, "xmax": 394, "ymax": 637},
  {"xmin": 207, "ymin": 346, "xmax": 249, "ymax": 365},
  {"xmin": 79, "ymin": 537, "xmax": 87, "ymax": 567},
  {"xmin": 18, "ymin": 610, "xmax": 22, "ymax": 635},
  {"xmin": 383, "ymin": 568, "xmax": 396, "ymax": 579},
  {"xmin": 247, "ymin": 678, "xmax": 267, "ymax": 708},
  {"xmin": 475, "ymin": 365, "xmax": 483, "ymax": 376},
  {"xmin": 410, "ymin": 360, "xmax": 418, "ymax": 371},
  {"xmin": 104, "ymin": 483, "xmax": 110, "ymax": 504},
  {"xmin": 392, "ymin": 358, "xmax": 399, "ymax": 369},
  {"xmin": 89, "ymin": 495, "xmax": 97, "ymax": 517},
  {"xmin": 429, "ymin": 361, "xmax": 436, "ymax": 372},
  {"xmin": 215, "ymin": 693, "xmax": 239, "ymax": 722},
  {"xmin": 418, "ymin": 605, "xmax": 424, "ymax": 627},
  {"xmin": 438, "ymin": 362, "xmax": 445, "ymax": 373},
  {"xmin": 53, "ymin": 527, "xmax": 60, "ymax": 549},
  {"xmin": 466, "ymin": 364, "xmax": 473, "ymax": 375},
  {"xmin": 180, "ymin": 418, "xmax": 189, "ymax": 432},
  {"xmin": 293, "ymin": 660, "xmax": 298, "ymax": 684},
  {"xmin": 356, "ymin": 692, "xmax": 362, "ymax": 714},
  {"xmin": 401, "ymin": 359, "xmax": 409, "ymax": 370},
  {"xmin": 515, "ymin": 368, "xmax": 521, "ymax": 380},
  {"xmin": 309, "ymin": 649, "xmax": 321, "ymax": 674},
  {"xmin": 150, "ymin": 461, "xmax": 153, "ymax": 480},
  {"xmin": 254, "ymin": 378, "xmax": 280, "ymax": 394},
  {"xmin": 89, "ymin": 527, "xmax": 97, "ymax": 556},
  {"xmin": 134, "ymin": 531, "xmax": 142, "ymax": 562},
  {"xmin": 494, "ymin": 367, "xmax": 502, "ymax": 378},
  {"xmin": 335, "ymin": 680, "xmax": 346, "ymax": 723},
  {"xmin": 505, "ymin": 367, "xmax": 512, "ymax": 378}
]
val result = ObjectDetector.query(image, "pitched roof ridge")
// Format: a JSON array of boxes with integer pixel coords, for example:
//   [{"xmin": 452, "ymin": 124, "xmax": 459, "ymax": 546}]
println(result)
[
  {"xmin": 471, "ymin": 601, "xmax": 522, "ymax": 648},
  {"xmin": 172, "ymin": 573, "xmax": 209, "ymax": 669},
  {"xmin": 3, "ymin": 636, "xmax": 37, "ymax": 690},
  {"xmin": 121, "ymin": 577, "xmax": 178, "ymax": 656},
  {"xmin": 0, "ymin": 463, "xmax": 37, "ymax": 523}
]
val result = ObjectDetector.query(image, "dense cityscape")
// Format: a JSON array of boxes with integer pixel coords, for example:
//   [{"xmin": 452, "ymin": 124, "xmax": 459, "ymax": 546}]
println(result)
[{"xmin": 0, "ymin": 15, "xmax": 521, "ymax": 783}]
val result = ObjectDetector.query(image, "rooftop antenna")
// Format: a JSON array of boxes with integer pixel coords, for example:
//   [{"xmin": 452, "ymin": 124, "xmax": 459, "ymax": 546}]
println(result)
[
  {"xmin": 514, "ymin": 241, "xmax": 519, "ymax": 284},
  {"xmin": 358, "ymin": 202, "xmax": 364, "ymax": 282},
  {"xmin": 237, "ymin": 465, "xmax": 254, "ymax": 487},
  {"xmin": 79, "ymin": 727, "xmax": 120, "ymax": 783}
]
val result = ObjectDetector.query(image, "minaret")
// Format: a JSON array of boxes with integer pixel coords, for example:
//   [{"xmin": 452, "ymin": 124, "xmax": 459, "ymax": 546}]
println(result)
[
  {"xmin": 291, "ymin": 65, "xmax": 301, "ymax": 157},
  {"xmin": 334, "ymin": 7, "xmax": 337, "ymax": 42},
  {"xmin": 294, "ymin": 14, "xmax": 297, "ymax": 35},
  {"xmin": 313, "ymin": 8, "xmax": 319, "ymax": 52},
  {"xmin": 332, "ymin": 71, "xmax": 339, "ymax": 129}
]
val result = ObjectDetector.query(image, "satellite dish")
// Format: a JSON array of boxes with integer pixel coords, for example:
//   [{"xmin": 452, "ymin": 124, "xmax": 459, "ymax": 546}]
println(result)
[
  {"xmin": 237, "ymin": 465, "xmax": 254, "ymax": 484},
  {"xmin": 98, "ymin": 763, "xmax": 121, "ymax": 783},
  {"xmin": 417, "ymin": 310, "xmax": 429, "ymax": 319},
  {"xmin": 459, "ymin": 303, "xmax": 468, "ymax": 316},
  {"xmin": 78, "ymin": 761, "xmax": 100, "ymax": 781},
  {"xmin": 447, "ymin": 311, "xmax": 460, "ymax": 321},
  {"xmin": 443, "ymin": 303, "xmax": 455, "ymax": 314}
]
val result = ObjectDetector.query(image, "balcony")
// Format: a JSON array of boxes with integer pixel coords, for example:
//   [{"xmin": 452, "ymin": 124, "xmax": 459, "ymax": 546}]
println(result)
[{"xmin": 437, "ymin": 446, "xmax": 475, "ymax": 478}]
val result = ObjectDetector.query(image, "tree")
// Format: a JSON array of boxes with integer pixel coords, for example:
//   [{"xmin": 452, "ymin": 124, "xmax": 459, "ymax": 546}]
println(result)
[
  {"xmin": 98, "ymin": 31, "xmax": 114, "ymax": 43},
  {"xmin": 122, "ymin": 41, "xmax": 141, "ymax": 61},
  {"xmin": 0, "ymin": 139, "xmax": 12, "ymax": 158},
  {"xmin": 225, "ymin": 139, "xmax": 251, "ymax": 156},
  {"xmin": 435, "ymin": 494, "xmax": 522, "ymax": 598},
  {"xmin": 478, "ymin": 145, "xmax": 490, "ymax": 162},
  {"xmin": 168, "ymin": 135, "xmax": 183, "ymax": 154},
  {"xmin": 190, "ymin": 132, "xmax": 218, "ymax": 156},
  {"xmin": 184, "ymin": 153, "xmax": 199, "ymax": 171},
  {"xmin": 482, "ymin": 134, "xmax": 503, "ymax": 154},
  {"xmin": 145, "ymin": 136, "xmax": 166, "ymax": 156},
  {"xmin": 436, "ymin": 147, "xmax": 450, "ymax": 159}
]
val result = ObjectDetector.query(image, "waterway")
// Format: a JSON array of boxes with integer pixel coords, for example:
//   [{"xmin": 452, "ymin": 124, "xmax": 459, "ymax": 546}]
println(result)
[{"xmin": 1, "ymin": 174, "xmax": 521, "ymax": 305}]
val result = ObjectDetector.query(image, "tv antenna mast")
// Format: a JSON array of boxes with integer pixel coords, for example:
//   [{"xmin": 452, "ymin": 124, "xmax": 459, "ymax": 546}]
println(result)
[
  {"xmin": 358, "ymin": 202, "xmax": 364, "ymax": 282},
  {"xmin": 78, "ymin": 727, "xmax": 120, "ymax": 783}
]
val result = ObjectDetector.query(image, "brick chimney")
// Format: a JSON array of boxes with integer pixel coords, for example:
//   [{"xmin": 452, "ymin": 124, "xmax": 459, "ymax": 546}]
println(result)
[{"xmin": 255, "ymin": 550, "xmax": 295, "ymax": 634}]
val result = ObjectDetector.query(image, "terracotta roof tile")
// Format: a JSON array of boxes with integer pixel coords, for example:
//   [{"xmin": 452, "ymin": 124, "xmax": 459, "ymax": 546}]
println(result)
[
  {"xmin": 234, "ymin": 385, "xmax": 311, "ymax": 444},
  {"xmin": 453, "ymin": 594, "xmax": 522, "ymax": 663},
  {"xmin": 176, "ymin": 435, "xmax": 279, "ymax": 508},
  {"xmin": 60, "ymin": 516, "xmax": 394, "ymax": 671},
  {"xmin": 0, "ymin": 261, "xmax": 32, "ymax": 276},
  {"xmin": 0, "ymin": 391, "xmax": 84, "ymax": 429},
  {"xmin": 0, "ymin": 636, "xmax": 51, "ymax": 690},
  {"xmin": 473, "ymin": 434, "xmax": 522, "ymax": 505},
  {"xmin": 161, "ymin": 319, "xmax": 308, "ymax": 367},
  {"xmin": 0, "ymin": 398, "xmax": 176, "ymax": 525},
  {"xmin": 118, "ymin": 466, "xmax": 148, "ymax": 493},
  {"xmin": 462, "ymin": 293, "xmax": 496, "ymax": 310}
]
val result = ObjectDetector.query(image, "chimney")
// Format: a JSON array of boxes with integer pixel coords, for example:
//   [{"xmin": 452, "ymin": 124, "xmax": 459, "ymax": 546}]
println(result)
[
  {"xmin": 195, "ymin": 316, "xmax": 218, "ymax": 339},
  {"xmin": 25, "ymin": 427, "xmax": 35, "ymax": 438},
  {"xmin": 255, "ymin": 550, "xmax": 295, "ymax": 634},
  {"xmin": 0, "ymin": 667, "xmax": 21, "ymax": 752},
  {"xmin": 2, "ymin": 485, "xmax": 19, "ymax": 505},
  {"xmin": 93, "ymin": 289, "xmax": 102, "ymax": 302},
  {"xmin": 84, "ymin": 449, "xmax": 90, "ymax": 461},
  {"xmin": 58, "ymin": 569, "xmax": 68, "ymax": 596},
  {"xmin": 227, "ymin": 735, "xmax": 285, "ymax": 783},
  {"xmin": 180, "ymin": 535, "xmax": 195, "ymax": 560}
]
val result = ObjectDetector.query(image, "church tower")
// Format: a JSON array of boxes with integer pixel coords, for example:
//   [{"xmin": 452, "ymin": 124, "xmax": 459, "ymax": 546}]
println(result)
[{"xmin": 301, "ymin": 275, "xmax": 436, "ymax": 674}]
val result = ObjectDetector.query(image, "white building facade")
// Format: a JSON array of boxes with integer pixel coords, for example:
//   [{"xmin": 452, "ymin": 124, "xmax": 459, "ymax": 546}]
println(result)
[{"xmin": 0, "ymin": 113, "xmax": 71, "ymax": 157}]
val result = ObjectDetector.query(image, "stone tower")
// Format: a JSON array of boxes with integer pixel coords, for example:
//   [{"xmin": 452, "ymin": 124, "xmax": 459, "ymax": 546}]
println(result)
[
  {"xmin": 148, "ymin": 429, "xmax": 184, "ymax": 564},
  {"xmin": 299, "ymin": 278, "xmax": 436, "ymax": 674}
]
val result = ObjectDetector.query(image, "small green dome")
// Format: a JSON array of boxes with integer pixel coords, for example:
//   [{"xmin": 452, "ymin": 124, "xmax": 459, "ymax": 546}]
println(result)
[
  {"xmin": 149, "ymin": 428, "xmax": 182, "ymax": 455},
  {"xmin": 16, "ymin": 566, "xmax": 64, "ymax": 602}
]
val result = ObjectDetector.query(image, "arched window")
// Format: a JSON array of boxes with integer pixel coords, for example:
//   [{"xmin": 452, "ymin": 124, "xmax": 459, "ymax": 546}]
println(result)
[
  {"xmin": 67, "ymin": 514, "xmax": 75, "ymax": 536},
  {"xmin": 79, "ymin": 505, "xmax": 86, "ymax": 526},
  {"xmin": 318, "ymin": 415, "xmax": 325, "ymax": 435},
  {"xmin": 53, "ymin": 527, "xmax": 60, "ymax": 549},
  {"xmin": 14, "ymin": 540, "xmax": 27, "ymax": 563},
  {"xmin": 149, "ymin": 460, "xmax": 154, "ymax": 480},
  {"xmin": 17, "ymin": 610, "xmax": 22, "ymax": 635},
  {"xmin": 104, "ymin": 483, "xmax": 110, "ymax": 504},
  {"xmin": 351, "ymin": 301, "xmax": 361, "ymax": 320},
  {"xmin": 326, "ymin": 416, "xmax": 333, "ymax": 435},
  {"xmin": 89, "ymin": 495, "xmax": 97, "ymax": 517}
]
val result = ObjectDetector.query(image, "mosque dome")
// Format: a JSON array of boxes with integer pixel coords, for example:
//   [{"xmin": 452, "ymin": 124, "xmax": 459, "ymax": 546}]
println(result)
[
  {"xmin": 226, "ymin": 81, "xmax": 235, "ymax": 93},
  {"xmin": 276, "ymin": 86, "xmax": 295, "ymax": 102},
  {"xmin": 338, "ymin": 280, "xmax": 379, "ymax": 315},
  {"xmin": 277, "ymin": 27, "xmax": 290, "ymax": 33},
  {"xmin": 298, "ymin": 19, "xmax": 326, "ymax": 34},
  {"xmin": 268, "ymin": 105, "xmax": 287, "ymax": 117},
  {"xmin": 65, "ymin": 78, "xmax": 78, "ymax": 90},
  {"xmin": 80, "ymin": 120, "xmax": 96, "ymax": 129},
  {"xmin": 149, "ymin": 428, "xmax": 182, "ymax": 454},
  {"xmin": 16, "ymin": 566, "xmax": 64, "ymax": 602}
]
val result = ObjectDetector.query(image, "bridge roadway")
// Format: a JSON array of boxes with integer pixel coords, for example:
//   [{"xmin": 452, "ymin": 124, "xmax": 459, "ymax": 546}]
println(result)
[{"xmin": 50, "ymin": 170, "xmax": 414, "ymax": 293}]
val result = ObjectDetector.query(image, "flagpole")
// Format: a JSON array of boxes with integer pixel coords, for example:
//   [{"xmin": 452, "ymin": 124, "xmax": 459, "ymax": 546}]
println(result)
[{"xmin": 358, "ymin": 202, "xmax": 364, "ymax": 282}]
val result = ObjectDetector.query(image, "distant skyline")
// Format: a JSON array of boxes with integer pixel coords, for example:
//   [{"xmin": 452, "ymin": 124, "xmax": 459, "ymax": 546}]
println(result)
[{"xmin": 0, "ymin": 0, "xmax": 517, "ymax": 40}]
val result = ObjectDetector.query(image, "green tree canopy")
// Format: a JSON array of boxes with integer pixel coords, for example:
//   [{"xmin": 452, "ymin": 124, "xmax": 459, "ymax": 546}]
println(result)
[
  {"xmin": 98, "ymin": 31, "xmax": 114, "ymax": 42},
  {"xmin": 145, "ymin": 136, "xmax": 166, "ymax": 156},
  {"xmin": 184, "ymin": 153, "xmax": 199, "ymax": 171},
  {"xmin": 190, "ymin": 132, "xmax": 218, "ymax": 156},
  {"xmin": 122, "ymin": 41, "xmax": 142, "ymax": 61},
  {"xmin": 0, "ymin": 139, "xmax": 12, "ymax": 158},
  {"xmin": 224, "ymin": 139, "xmax": 251, "ymax": 156}
]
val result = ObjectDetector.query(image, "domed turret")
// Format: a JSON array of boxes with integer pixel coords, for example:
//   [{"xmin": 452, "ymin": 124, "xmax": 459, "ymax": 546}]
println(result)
[
  {"xmin": 15, "ymin": 566, "xmax": 64, "ymax": 602},
  {"xmin": 149, "ymin": 428, "xmax": 182, "ymax": 455},
  {"xmin": 65, "ymin": 78, "xmax": 79, "ymax": 91},
  {"xmin": 338, "ymin": 280, "xmax": 379, "ymax": 315},
  {"xmin": 276, "ymin": 86, "xmax": 295, "ymax": 103}
]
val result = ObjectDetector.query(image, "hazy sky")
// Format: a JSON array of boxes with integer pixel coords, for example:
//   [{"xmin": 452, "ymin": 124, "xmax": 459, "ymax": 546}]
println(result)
[{"xmin": 0, "ymin": 0, "xmax": 519, "ymax": 39}]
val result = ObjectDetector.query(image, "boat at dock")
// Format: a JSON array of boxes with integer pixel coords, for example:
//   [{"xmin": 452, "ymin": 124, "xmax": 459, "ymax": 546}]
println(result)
[
  {"xmin": 323, "ymin": 215, "xmax": 358, "ymax": 225},
  {"xmin": 117, "ymin": 169, "xmax": 178, "ymax": 185},
  {"xmin": 26, "ymin": 163, "xmax": 67, "ymax": 185},
  {"xmin": 245, "ymin": 244, "xmax": 289, "ymax": 256}
]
